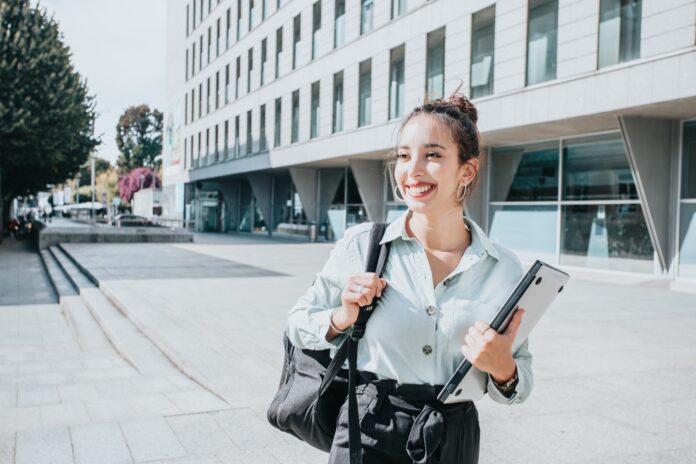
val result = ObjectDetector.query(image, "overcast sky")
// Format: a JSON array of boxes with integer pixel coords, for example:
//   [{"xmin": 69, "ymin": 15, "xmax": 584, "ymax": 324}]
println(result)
[{"xmin": 37, "ymin": 0, "xmax": 167, "ymax": 165}]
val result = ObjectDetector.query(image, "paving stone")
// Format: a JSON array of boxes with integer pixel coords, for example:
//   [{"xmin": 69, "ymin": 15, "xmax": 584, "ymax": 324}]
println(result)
[
  {"xmin": 15, "ymin": 427, "xmax": 73, "ymax": 464},
  {"xmin": 0, "ymin": 406, "xmax": 42, "ymax": 433},
  {"xmin": 165, "ymin": 390, "xmax": 229, "ymax": 414},
  {"xmin": 58, "ymin": 384, "xmax": 101, "ymax": 402},
  {"xmin": 213, "ymin": 408, "xmax": 296, "ymax": 450},
  {"xmin": 40, "ymin": 402, "xmax": 91, "ymax": 429},
  {"xmin": 120, "ymin": 418, "xmax": 187, "ymax": 462},
  {"xmin": 216, "ymin": 448, "xmax": 281, "ymax": 464},
  {"xmin": 0, "ymin": 388, "xmax": 17, "ymax": 409},
  {"xmin": 71, "ymin": 422, "xmax": 133, "ymax": 464},
  {"xmin": 167, "ymin": 412, "xmax": 236, "ymax": 456}
]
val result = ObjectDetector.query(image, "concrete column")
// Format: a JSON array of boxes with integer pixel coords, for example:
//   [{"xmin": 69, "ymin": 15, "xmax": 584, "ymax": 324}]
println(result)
[
  {"xmin": 289, "ymin": 168, "xmax": 318, "ymax": 223},
  {"xmin": 618, "ymin": 115, "xmax": 677, "ymax": 274},
  {"xmin": 247, "ymin": 173, "xmax": 274, "ymax": 234},
  {"xmin": 214, "ymin": 179, "xmax": 240, "ymax": 233},
  {"xmin": 349, "ymin": 160, "xmax": 385, "ymax": 223}
]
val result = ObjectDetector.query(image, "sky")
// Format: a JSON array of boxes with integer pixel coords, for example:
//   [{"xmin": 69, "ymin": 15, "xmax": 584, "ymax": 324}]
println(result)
[{"xmin": 36, "ymin": 0, "xmax": 167, "ymax": 165}]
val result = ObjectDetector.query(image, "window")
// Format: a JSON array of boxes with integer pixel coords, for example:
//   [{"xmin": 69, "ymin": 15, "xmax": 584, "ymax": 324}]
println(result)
[
  {"xmin": 470, "ymin": 5, "xmax": 495, "ymax": 98},
  {"xmin": 225, "ymin": 64, "xmax": 230, "ymax": 103},
  {"xmin": 358, "ymin": 59, "xmax": 372, "ymax": 127},
  {"xmin": 260, "ymin": 104, "xmax": 267, "ymax": 151},
  {"xmin": 184, "ymin": 137, "xmax": 188, "ymax": 169},
  {"xmin": 205, "ymin": 128, "xmax": 210, "ymax": 164},
  {"xmin": 197, "ymin": 132, "xmax": 201, "ymax": 167},
  {"xmin": 235, "ymin": 55, "xmax": 241, "ymax": 98},
  {"xmin": 236, "ymin": 0, "xmax": 242, "ymax": 40},
  {"xmin": 312, "ymin": 1, "xmax": 321, "ymax": 60},
  {"xmin": 246, "ymin": 109, "xmax": 253, "ymax": 155},
  {"xmin": 389, "ymin": 45, "xmax": 405, "ymax": 120},
  {"xmin": 261, "ymin": 38, "xmax": 267, "ymax": 85},
  {"xmin": 360, "ymin": 0, "xmax": 373, "ymax": 35},
  {"xmin": 391, "ymin": 0, "xmax": 406, "ymax": 19},
  {"xmin": 224, "ymin": 120, "xmax": 229, "ymax": 158},
  {"xmin": 214, "ymin": 124, "xmax": 219, "ymax": 161},
  {"xmin": 274, "ymin": 97, "xmax": 282, "ymax": 147},
  {"xmin": 185, "ymin": 49, "xmax": 189, "ymax": 80},
  {"xmin": 426, "ymin": 27, "xmax": 445, "ymax": 100},
  {"xmin": 334, "ymin": 0, "xmax": 345, "ymax": 48},
  {"xmin": 186, "ymin": 4, "xmax": 190, "ymax": 35},
  {"xmin": 275, "ymin": 27, "xmax": 283, "ymax": 78},
  {"xmin": 215, "ymin": 71, "xmax": 220, "ymax": 109},
  {"xmin": 291, "ymin": 90, "xmax": 299, "ymax": 143},
  {"xmin": 679, "ymin": 121, "xmax": 696, "ymax": 278},
  {"xmin": 185, "ymin": 94, "xmax": 188, "ymax": 124},
  {"xmin": 192, "ymin": 45, "xmax": 196, "ymax": 76},
  {"xmin": 206, "ymin": 77, "xmax": 211, "ymax": 113},
  {"xmin": 199, "ymin": 35, "xmax": 203, "ymax": 70},
  {"xmin": 191, "ymin": 88, "xmax": 196, "ymax": 121},
  {"xmin": 189, "ymin": 135, "xmax": 194, "ymax": 168},
  {"xmin": 207, "ymin": 26, "xmax": 211, "ymax": 64},
  {"xmin": 249, "ymin": 0, "xmax": 255, "ymax": 30},
  {"xmin": 199, "ymin": 0, "xmax": 203, "ymax": 21},
  {"xmin": 234, "ymin": 115, "xmax": 240, "ymax": 157},
  {"xmin": 262, "ymin": 0, "xmax": 269, "ymax": 20},
  {"xmin": 292, "ymin": 14, "xmax": 301, "ymax": 70},
  {"xmin": 226, "ymin": 8, "xmax": 231, "ymax": 48},
  {"xmin": 198, "ymin": 83, "xmax": 203, "ymax": 116},
  {"xmin": 526, "ymin": 0, "xmax": 558, "ymax": 85},
  {"xmin": 247, "ymin": 47, "xmax": 253, "ymax": 93},
  {"xmin": 332, "ymin": 71, "xmax": 343, "ymax": 133},
  {"xmin": 216, "ymin": 18, "xmax": 221, "ymax": 56},
  {"xmin": 310, "ymin": 81, "xmax": 320, "ymax": 139},
  {"xmin": 598, "ymin": 0, "xmax": 642, "ymax": 68},
  {"xmin": 193, "ymin": 1, "xmax": 197, "ymax": 29}
]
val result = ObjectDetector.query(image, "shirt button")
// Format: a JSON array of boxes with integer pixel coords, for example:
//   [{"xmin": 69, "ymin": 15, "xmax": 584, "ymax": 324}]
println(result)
[
  {"xmin": 426, "ymin": 305, "xmax": 436, "ymax": 316},
  {"xmin": 422, "ymin": 345, "xmax": 433, "ymax": 355}
]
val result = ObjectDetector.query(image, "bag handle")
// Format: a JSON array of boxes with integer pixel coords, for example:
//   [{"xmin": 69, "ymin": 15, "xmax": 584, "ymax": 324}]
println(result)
[{"xmin": 318, "ymin": 223, "xmax": 390, "ymax": 464}]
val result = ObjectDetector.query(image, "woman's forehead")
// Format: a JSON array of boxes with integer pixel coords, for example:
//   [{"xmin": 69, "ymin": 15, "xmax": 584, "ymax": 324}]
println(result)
[{"xmin": 399, "ymin": 114, "xmax": 454, "ymax": 147}]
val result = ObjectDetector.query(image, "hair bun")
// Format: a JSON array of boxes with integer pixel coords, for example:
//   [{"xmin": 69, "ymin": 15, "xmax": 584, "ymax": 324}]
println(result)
[{"xmin": 445, "ymin": 93, "xmax": 478, "ymax": 124}]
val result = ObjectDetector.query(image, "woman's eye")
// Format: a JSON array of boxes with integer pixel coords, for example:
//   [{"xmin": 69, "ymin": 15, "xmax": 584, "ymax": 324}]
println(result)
[
  {"xmin": 396, "ymin": 152, "xmax": 409, "ymax": 159},
  {"xmin": 426, "ymin": 152, "xmax": 441, "ymax": 158}
]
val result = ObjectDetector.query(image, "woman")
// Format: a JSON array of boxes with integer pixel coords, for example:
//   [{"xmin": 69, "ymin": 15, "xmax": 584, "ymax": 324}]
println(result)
[{"xmin": 287, "ymin": 92, "xmax": 532, "ymax": 463}]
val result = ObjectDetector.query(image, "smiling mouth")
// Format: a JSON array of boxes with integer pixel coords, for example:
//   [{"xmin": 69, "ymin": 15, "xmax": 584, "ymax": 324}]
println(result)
[{"xmin": 406, "ymin": 184, "xmax": 436, "ymax": 197}]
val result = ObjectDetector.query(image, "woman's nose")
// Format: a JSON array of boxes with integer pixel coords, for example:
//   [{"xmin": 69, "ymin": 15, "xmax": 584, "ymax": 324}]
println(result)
[{"xmin": 407, "ymin": 156, "xmax": 425, "ymax": 177}]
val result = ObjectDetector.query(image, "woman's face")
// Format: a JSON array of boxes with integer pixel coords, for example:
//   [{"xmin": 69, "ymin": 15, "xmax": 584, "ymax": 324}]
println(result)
[{"xmin": 394, "ymin": 114, "xmax": 477, "ymax": 216}]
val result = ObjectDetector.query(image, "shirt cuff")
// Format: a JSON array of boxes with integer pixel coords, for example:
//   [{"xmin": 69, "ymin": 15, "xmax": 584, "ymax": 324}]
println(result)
[
  {"xmin": 313, "ymin": 307, "xmax": 349, "ymax": 351},
  {"xmin": 486, "ymin": 361, "xmax": 528, "ymax": 405}
]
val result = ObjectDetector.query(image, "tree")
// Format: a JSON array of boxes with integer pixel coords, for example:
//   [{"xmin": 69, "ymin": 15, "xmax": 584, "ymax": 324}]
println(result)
[
  {"xmin": 118, "ymin": 167, "xmax": 161, "ymax": 203},
  {"xmin": 77, "ymin": 156, "xmax": 112, "ymax": 183},
  {"xmin": 0, "ymin": 0, "xmax": 99, "ymax": 240},
  {"xmin": 115, "ymin": 105, "xmax": 163, "ymax": 173}
]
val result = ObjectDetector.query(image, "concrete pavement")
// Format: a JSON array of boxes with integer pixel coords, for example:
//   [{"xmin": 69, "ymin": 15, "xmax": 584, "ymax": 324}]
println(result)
[
  {"xmin": 0, "ymin": 239, "xmax": 57, "ymax": 306},
  {"xmin": 1, "ymin": 233, "xmax": 695, "ymax": 463}
]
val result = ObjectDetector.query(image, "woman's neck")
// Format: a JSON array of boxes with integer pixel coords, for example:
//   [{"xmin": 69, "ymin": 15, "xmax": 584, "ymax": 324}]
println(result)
[{"xmin": 406, "ymin": 208, "xmax": 471, "ymax": 253}]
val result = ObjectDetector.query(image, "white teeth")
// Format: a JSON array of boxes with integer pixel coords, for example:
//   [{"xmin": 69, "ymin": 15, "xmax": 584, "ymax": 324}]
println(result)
[{"xmin": 409, "ymin": 185, "xmax": 433, "ymax": 194}]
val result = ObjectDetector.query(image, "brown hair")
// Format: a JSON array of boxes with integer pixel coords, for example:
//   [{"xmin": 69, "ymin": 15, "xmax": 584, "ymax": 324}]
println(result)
[{"xmin": 396, "ymin": 86, "xmax": 482, "ymax": 200}]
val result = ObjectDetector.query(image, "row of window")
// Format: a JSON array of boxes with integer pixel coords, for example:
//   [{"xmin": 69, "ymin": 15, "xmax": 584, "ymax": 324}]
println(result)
[{"xmin": 185, "ymin": 0, "xmax": 408, "ymax": 83}]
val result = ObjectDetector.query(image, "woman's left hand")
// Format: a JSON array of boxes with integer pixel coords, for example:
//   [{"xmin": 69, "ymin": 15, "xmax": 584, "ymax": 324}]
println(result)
[{"xmin": 461, "ymin": 308, "xmax": 525, "ymax": 383}]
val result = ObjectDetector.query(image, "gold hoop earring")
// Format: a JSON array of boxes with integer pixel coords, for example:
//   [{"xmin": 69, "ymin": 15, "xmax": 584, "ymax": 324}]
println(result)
[
  {"xmin": 456, "ymin": 184, "xmax": 468, "ymax": 202},
  {"xmin": 393, "ymin": 185, "xmax": 405, "ymax": 202}
]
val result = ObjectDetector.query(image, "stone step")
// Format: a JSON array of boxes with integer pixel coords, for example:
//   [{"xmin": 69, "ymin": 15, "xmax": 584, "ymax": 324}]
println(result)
[
  {"xmin": 60, "ymin": 295, "xmax": 111, "ymax": 351},
  {"xmin": 38, "ymin": 249, "xmax": 77, "ymax": 298},
  {"xmin": 48, "ymin": 246, "xmax": 95, "ymax": 292},
  {"xmin": 79, "ymin": 287, "xmax": 181, "ymax": 376}
]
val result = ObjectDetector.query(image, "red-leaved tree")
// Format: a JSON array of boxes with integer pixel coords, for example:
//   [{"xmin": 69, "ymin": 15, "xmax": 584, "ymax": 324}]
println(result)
[{"xmin": 118, "ymin": 167, "xmax": 161, "ymax": 203}]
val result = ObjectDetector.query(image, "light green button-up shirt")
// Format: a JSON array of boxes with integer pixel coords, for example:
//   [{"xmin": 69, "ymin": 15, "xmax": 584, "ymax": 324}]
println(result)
[{"xmin": 287, "ymin": 210, "xmax": 533, "ymax": 405}]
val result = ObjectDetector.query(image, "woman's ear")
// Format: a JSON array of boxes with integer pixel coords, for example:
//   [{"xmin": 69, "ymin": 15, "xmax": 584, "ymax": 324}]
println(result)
[{"xmin": 460, "ymin": 158, "xmax": 479, "ymax": 185}]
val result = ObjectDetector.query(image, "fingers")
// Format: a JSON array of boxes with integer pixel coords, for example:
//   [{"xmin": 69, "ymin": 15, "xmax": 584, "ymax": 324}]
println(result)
[
  {"xmin": 503, "ymin": 308, "xmax": 525, "ymax": 338},
  {"xmin": 343, "ymin": 274, "xmax": 388, "ymax": 307}
]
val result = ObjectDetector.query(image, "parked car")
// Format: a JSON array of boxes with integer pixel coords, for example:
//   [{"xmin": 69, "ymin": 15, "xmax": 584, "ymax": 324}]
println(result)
[{"xmin": 111, "ymin": 214, "xmax": 159, "ymax": 228}]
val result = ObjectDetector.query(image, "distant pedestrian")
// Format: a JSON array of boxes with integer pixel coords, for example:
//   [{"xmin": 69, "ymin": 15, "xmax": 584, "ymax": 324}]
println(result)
[{"xmin": 286, "ymin": 90, "xmax": 532, "ymax": 463}]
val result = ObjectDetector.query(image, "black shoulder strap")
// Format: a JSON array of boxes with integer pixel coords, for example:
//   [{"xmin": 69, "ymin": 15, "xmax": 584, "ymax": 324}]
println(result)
[{"xmin": 318, "ymin": 223, "xmax": 390, "ymax": 396}]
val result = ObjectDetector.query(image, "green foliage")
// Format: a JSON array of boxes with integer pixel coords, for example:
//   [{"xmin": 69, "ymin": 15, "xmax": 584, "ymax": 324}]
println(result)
[
  {"xmin": 0, "ymin": 0, "xmax": 100, "ymax": 202},
  {"xmin": 77, "ymin": 156, "xmax": 111, "ymax": 181},
  {"xmin": 115, "ymin": 105, "xmax": 163, "ymax": 173}
]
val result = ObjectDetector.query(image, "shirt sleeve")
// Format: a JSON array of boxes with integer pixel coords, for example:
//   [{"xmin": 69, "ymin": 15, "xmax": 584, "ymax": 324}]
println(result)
[
  {"xmin": 486, "ymin": 337, "xmax": 533, "ymax": 405},
  {"xmin": 286, "ymin": 233, "xmax": 358, "ymax": 351}
]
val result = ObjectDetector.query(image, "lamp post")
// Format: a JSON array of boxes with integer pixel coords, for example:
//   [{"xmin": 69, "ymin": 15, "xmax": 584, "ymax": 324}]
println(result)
[{"xmin": 90, "ymin": 155, "xmax": 95, "ymax": 223}]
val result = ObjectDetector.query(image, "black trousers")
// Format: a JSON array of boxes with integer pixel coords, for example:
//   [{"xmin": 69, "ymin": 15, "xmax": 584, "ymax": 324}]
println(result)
[{"xmin": 328, "ymin": 376, "xmax": 480, "ymax": 464}]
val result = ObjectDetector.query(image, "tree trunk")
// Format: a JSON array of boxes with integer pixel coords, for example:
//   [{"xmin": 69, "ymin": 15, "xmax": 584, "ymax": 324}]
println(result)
[{"xmin": 0, "ymin": 163, "xmax": 3, "ymax": 244}]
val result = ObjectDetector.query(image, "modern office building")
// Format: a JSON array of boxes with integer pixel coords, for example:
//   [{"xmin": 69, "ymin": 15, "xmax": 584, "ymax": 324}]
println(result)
[{"xmin": 163, "ymin": 0, "xmax": 696, "ymax": 283}]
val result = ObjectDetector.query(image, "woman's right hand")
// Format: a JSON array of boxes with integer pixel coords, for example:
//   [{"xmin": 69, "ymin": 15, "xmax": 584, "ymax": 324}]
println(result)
[{"xmin": 332, "ymin": 273, "xmax": 387, "ymax": 332}]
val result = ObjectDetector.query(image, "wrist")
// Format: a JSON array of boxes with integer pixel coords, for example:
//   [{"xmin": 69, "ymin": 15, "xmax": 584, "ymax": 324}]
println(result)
[
  {"xmin": 491, "ymin": 359, "xmax": 517, "ymax": 385},
  {"xmin": 332, "ymin": 307, "xmax": 354, "ymax": 332}
]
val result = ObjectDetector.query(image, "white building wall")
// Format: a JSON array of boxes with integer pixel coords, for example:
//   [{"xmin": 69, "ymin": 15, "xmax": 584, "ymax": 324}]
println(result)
[{"xmin": 642, "ymin": 0, "xmax": 696, "ymax": 58}]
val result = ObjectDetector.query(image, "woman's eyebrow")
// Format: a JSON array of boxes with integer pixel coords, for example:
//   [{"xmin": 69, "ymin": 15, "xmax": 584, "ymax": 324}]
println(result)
[{"xmin": 397, "ymin": 143, "xmax": 446, "ymax": 149}]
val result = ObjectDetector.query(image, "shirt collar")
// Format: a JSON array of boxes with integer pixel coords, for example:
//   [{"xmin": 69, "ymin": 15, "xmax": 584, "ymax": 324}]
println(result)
[{"xmin": 379, "ymin": 209, "xmax": 500, "ymax": 261}]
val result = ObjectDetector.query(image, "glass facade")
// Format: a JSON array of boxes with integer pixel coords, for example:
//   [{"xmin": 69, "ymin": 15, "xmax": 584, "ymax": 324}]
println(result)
[
  {"xmin": 334, "ymin": 0, "xmax": 345, "ymax": 48},
  {"xmin": 319, "ymin": 168, "xmax": 367, "ymax": 240},
  {"xmin": 679, "ymin": 121, "xmax": 696, "ymax": 278},
  {"xmin": 527, "ymin": 0, "xmax": 558, "ymax": 85},
  {"xmin": 360, "ymin": 0, "xmax": 373, "ymax": 35},
  {"xmin": 389, "ymin": 45, "xmax": 405, "ymax": 120},
  {"xmin": 291, "ymin": 90, "xmax": 299, "ymax": 143},
  {"xmin": 358, "ymin": 59, "xmax": 372, "ymax": 127},
  {"xmin": 274, "ymin": 97, "xmax": 282, "ymax": 147},
  {"xmin": 491, "ymin": 134, "xmax": 654, "ymax": 273},
  {"xmin": 391, "ymin": 0, "xmax": 407, "ymax": 19},
  {"xmin": 426, "ymin": 27, "xmax": 445, "ymax": 101},
  {"xmin": 470, "ymin": 6, "xmax": 495, "ymax": 99},
  {"xmin": 598, "ymin": 0, "xmax": 642, "ymax": 68},
  {"xmin": 312, "ymin": 1, "xmax": 321, "ymax": 60},
  {"xmin": 293, "ymin": 14, "xmax": 301, "ymax": 70}
]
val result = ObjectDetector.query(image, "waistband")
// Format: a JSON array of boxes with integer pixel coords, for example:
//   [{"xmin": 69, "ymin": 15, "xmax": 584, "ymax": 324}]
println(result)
[{"xmin": 357, "ymin": 370, "xmax": 470, "ymax": 406}]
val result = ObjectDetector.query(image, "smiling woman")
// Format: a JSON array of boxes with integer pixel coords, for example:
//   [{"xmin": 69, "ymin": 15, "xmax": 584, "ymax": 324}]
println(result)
[{"xmin": 285, "ymin": 90, "xmax": 534, "ymax": 463}]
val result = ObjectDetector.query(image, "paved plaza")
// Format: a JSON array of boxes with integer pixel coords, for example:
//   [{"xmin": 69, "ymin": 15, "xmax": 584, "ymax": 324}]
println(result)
[{"xmin": 0, "ymin": 232, "xmax": 695, "ymax": 463}]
